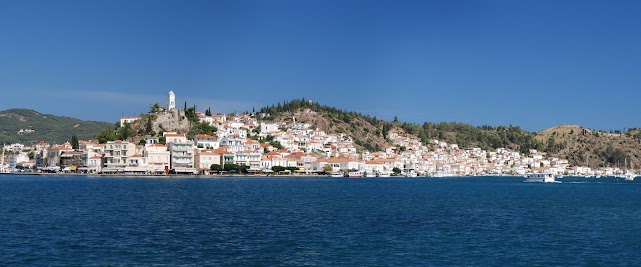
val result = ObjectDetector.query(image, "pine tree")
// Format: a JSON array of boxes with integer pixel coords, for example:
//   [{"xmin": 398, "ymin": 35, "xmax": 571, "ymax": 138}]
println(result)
[{"xmin": 71, "ymin": 135, "xmax": 79, "ymax": 150}]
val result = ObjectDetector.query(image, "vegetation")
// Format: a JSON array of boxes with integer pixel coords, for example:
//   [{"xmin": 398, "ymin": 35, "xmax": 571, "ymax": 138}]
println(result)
[
  {"xmin": 403, "ymin": 122, "xmax": 543, "ymax": 154},
  {"xmin": 258, "ymin": 99, "xmax": 641, "ymax": 167},
  {"xmin": 0, "ymin": 108, "xmax": 113, "ymax": 145},
  {"xmin": 187, "ymin": 122, "xmax": 217, "ymax": 139},
  {"xmin": 71, "ymin": 135, "xmax": 79, "ymax": 149},
  {"xmin": 95, "ymin": 122, "xmax": 136, "ymax": 144},
  {"xmin": 271, "ymin": 166, "xmax": 299, "ymax": 173},
  {"xmin": 259, "ymin": 98, "xmax": 382, "ymax": 127}
]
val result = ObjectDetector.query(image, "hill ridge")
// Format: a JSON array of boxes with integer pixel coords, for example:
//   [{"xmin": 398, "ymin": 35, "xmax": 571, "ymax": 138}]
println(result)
[{"xmin": 0, "ymin": 108, "xmax": 114, "ymax": 145}]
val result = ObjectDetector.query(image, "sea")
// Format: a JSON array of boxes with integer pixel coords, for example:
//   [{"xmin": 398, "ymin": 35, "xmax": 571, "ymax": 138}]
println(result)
[{"xmin": 1, "ymin": 175, "xmax": 641, "ymax": 266}]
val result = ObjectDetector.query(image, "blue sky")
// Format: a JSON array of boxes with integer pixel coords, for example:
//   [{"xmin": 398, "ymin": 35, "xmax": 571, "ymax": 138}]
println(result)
[{"xmin": 1, "ymin": 0, "xmax": 640, "ymax": 131}]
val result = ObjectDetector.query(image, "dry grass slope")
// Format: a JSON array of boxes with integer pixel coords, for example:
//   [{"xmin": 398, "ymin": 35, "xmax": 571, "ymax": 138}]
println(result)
[{"xmin": 536, "ymin": 124, "xmax": 641, "ymax": 167}]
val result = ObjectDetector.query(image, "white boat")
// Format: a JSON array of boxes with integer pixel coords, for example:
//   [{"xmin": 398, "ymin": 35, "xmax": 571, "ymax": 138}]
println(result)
[
  {"xmin": 405, "ymin": 171, "xmax": 418, "ymax": 177},
  {"xmin": 429, "ymin": 170, "xmax": 452, "ymax": 178},
  {"xmin": 524, "ymin": 173, "xmax": 556, "ymax": 183},
  {"xmin": 377, "ymin": 172, "xmax": 391, "ymax": 178},
  {"xmin": 364, "ymin": 171, "xmax": 377, "ymax": 178},
  {"xmin": 329, "ymin": 172, "xmax": 343, "ymax": 177},
  {"xmin": 624, "ymin": 158, "xmax": 636, "ymax": 181},
  {"xmin": 347, "ymin": 171, "xmax": 363, "ymax": 178}
]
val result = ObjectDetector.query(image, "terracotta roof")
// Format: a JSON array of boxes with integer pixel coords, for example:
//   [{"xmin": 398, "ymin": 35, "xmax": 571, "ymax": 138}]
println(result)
[
  {"xmin": 326, "ymin": 158, "xmax": 352, "ymax": 163},
  {"xmin": 195, "ymin": 134, "xmax": 216, "ymax": 139}
]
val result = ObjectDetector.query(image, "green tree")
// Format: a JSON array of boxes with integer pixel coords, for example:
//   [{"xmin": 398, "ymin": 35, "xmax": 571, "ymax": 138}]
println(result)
[
  {"xmin": 119, "ymin": 122, "xmax": 132, "ymax": 140},
  {"xmin": 96, "ymin": 130, "xmax": 117, "ymax": 144},
  {"xmin": 150, "ymin": 103, "xmax": 161, "ymax": 113},
  {"xmin": 210, "ymin": 164, "xmax": 222, "ymax": 172},
  {"xmin": 223, "ymin": 164, "xmax": 239, "ymax": 173},
  {"xmin": 145, "ymin": 116, "xmax": 154, "ymax": 133},
  {"xmin": 392, "ymin": 167, "xmax": 402, "ymax": 175},
  {"xmin": 188, "ymin": 122, "xmax": 218, "ymax": 139},
  {"xmin": 184, "ymin": 107, "xmax": 199, "ymax": 123},
  {"xmin": 269, "ymin": 141, "xmax": 284, "ymax": 149},
  {"xmin": 323, "ymin": 165, "xmax": 333, "ymax": 172},
  {"xmin": 71, "ymin": 135, "xmax": 79, "ymax": 150},
  {"xmin": 272, "ymin": 166, "xmax": 287, "ymax": 173}
]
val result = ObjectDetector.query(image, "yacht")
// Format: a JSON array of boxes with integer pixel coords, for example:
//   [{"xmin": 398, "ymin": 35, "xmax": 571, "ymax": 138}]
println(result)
[
  {"xmin": 524, "ymin": 173, "xmax": 556, "ymax": 183},
  {"xmin": 329, "ymin": 172, "xmax": 344, "ymax": 177},
  {"xmin": 405, "ymin": 171, "xmax": 418, "ymax": 177},
  {"xmin": 429, "ymin": 170, "xmax": 452, "ymax": 178}
]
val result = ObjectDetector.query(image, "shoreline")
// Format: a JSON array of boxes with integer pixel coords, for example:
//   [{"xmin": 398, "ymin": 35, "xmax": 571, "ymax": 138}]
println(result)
[{"xmin": 0, "ymin": 172, "xmax": 526, "ymax": 178}]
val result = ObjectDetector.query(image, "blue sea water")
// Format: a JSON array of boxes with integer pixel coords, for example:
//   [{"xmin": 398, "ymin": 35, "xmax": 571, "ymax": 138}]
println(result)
[{"xmin": 1, "ymin": 175, "xmax": 641, "ymax": 266}]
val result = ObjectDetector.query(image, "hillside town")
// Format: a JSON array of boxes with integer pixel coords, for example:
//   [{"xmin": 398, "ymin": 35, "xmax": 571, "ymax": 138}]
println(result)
[{"xmin": 0, "ymin": 92, "xmax": 635, "ymax": 178}]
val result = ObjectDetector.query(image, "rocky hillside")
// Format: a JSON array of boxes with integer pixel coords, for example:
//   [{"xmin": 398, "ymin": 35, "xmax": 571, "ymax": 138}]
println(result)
[
  {"xmin": 261, "ymin": 99, "xmax": 641, "ymax": 167},
  {"xmin": 536, "ymin": 125, "xmax": 641, "ymax": 168},
  {"xmin": 0, "ymin": 108, "xmax": 114, "ymax": 145},
  {"xmin": 266, "ymin": 107, "xmax": 395, "ymax": 152},
  {"xmin": 95, "ymin": 106, "xmax": 215, "ymax": 145}
]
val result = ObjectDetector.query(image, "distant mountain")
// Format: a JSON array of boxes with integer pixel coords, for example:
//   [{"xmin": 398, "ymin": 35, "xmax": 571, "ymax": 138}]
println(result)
[{"xmin": 0, "ymin": 109, "xmax": 114, "ymax": 145}]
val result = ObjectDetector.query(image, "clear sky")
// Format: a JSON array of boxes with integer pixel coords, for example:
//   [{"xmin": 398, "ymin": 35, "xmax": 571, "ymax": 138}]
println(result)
[{"xmin": 1, "ymin": 0, "xmax": 640, "ymax": 131}]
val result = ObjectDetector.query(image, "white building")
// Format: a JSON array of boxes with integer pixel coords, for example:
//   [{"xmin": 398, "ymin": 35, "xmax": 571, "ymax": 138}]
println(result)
[
  {"xmin": 103, "ymin": 141, "xmax": 136, "ymax": 172},
  {"xmin": 194, "ymin": 134, "xmax": 219, "ymax": 150},
  {"xmin": 168, "ymin": 90, "xmax": 176, "ymax": 111},
  {"xmin": 120, "ymin": 116, "xmax": 140, "ymax": 127},
  {"xmin": 168, "ymin": 139, "xmax": 196, "ymax": 174},
  {"xmin": 145, "ymin": 144, "xmax": 171, "ymax": 174},
  {"xmin": 261, "ymin": 123, "xmax": 280, "ymax": 133}
]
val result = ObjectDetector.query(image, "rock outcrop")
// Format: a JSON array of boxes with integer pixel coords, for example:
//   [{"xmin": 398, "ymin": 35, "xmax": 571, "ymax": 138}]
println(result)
[{"xmin": 152, "ymin": 109, "xmax": 191, "ymax": 134}]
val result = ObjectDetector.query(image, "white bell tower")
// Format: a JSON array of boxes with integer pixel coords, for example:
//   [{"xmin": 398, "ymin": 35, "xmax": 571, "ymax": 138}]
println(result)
[{"xmin": 168, "ymin": 91, "xmax": 176, "ymax": 111}]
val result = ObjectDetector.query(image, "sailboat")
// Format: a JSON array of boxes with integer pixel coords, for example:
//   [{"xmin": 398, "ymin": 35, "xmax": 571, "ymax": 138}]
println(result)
[
  {"xmin": 624, "ymin": 158, "xmax": 636, "ymax": 181},
  {"xmin": 584, "ymin": 157, "xmax": 591, "ymax": 178}
]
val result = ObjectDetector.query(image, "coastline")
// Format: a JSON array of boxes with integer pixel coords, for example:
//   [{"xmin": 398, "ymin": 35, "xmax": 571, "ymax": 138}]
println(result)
[{"xmin": 0, "ymin": 172, "xmax": 524, "ymax": 178}]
